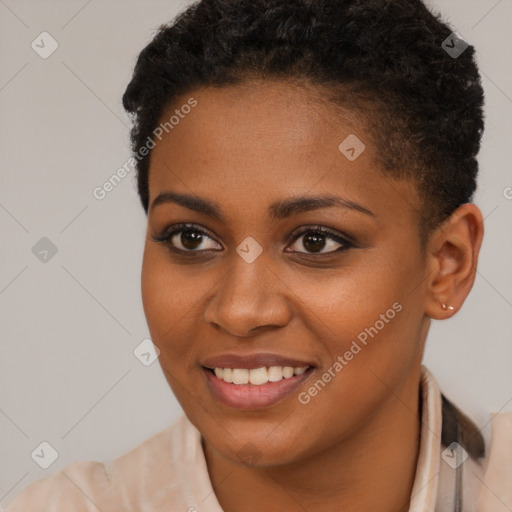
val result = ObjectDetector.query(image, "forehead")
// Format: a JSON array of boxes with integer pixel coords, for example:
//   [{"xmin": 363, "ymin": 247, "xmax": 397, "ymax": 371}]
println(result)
[
  {"xmin": 158, "ymin": 80, "xmax": 360, "ymax": 157},
  {"xmin": 148, "ymin": 81, "xmax": 421, "ymax": 225}
]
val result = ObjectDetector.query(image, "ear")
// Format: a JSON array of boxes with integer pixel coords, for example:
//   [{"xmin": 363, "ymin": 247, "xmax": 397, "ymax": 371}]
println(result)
[{"xmin": 424, "ymin": 203, "xmax": 484, "ymax": 319}]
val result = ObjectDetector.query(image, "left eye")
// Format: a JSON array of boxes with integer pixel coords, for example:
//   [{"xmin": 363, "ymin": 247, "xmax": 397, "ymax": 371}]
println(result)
[{"xmin": 286, "ymin": 228, "xmax": 350, "ymax": 254}]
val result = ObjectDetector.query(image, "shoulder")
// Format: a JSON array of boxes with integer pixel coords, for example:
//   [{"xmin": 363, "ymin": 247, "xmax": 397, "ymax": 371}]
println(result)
[
  {"xmin": 3, "ymin": 415, "xmax": 193, "ymax": 511},
  {"xmin": 476, "ymin": 412, "xmax": 512, "ymax": 511},
  {"xmin": 438, "ymin": 392, "xmax": 512, "ymax": 511},
  {"xmin": 2, "ymin": 459, "xmax": 110, "ymax": 511}
]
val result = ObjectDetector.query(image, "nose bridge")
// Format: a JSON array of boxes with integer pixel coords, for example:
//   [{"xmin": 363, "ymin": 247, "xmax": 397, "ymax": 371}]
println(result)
[{"xmin": 204, "ymin": 250, "xmax": 291, "ymax": 336}]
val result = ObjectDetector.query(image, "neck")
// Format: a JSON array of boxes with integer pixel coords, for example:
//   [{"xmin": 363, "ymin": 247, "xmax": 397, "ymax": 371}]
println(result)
[{"xmin": 203, "ymin": 366, "xmax": 423, "ymax": 512}]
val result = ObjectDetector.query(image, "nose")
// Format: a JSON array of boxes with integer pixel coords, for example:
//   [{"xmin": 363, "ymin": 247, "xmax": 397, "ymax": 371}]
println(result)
[{"xmin": 203, "ymin": 253, "xmax": 292, "ymax": 338}]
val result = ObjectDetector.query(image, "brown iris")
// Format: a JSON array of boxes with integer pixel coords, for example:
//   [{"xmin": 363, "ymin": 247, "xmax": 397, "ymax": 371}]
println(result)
[
  {"xmin": 302, "ymin": 232, "xmax": 326, "ymax": 253},
  {"xmin": 181, "ymin": 230, "xmax": 203, "ymax": 249}
]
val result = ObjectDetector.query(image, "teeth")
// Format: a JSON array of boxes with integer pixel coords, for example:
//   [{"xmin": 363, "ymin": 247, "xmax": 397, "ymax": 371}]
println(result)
[
  {"xmin": 268, "ymin": 366, "xmax": 284, "ymax": 382},
  {"xmin": 232, "ymin": 368, "xmax": 249, "ymax": 384},
  {"xmin": 249, "ymin": 367, "xmax": 268, "ymax": 385},
  {"xmin": 223, "ymin": 367, "xmax": 233, "ymax": 383},
  {"xmin": 282, "ymin": 366, "xmax": 294, "ymax": 379},
  {"xmin": 212, "ymin": 365, "xmax": 309, "ymax": 385}
]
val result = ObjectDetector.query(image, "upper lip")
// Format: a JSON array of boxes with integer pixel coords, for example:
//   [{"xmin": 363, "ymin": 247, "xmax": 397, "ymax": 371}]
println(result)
[{"xmin": 201, "ymin": 352, "xmax": 315, "ymax": 370}]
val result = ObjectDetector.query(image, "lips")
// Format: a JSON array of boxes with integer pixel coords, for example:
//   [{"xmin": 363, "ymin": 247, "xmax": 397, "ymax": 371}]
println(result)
[
  {"xmin": 201, "ymin": 352, "xmax": 315, "ymax": 370},
  {"xmin": 200, "ymin": 352, "xmax": 316, "ymax": 409}
]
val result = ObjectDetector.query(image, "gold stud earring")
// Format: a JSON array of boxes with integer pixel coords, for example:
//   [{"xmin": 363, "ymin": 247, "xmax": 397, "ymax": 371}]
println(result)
[{"xmin": 441, "ymin": 303, "xmax": 454, "ymax": 311}]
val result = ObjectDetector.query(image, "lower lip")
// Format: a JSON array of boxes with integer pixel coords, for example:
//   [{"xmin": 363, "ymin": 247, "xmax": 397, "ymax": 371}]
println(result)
[{"xmin": 203, "ymin": 367, "xmax": 315, "ymax": 410}]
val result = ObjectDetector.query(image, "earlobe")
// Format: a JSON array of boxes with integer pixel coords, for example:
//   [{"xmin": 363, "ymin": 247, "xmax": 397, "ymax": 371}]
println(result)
[
  {"xmin": 424, "ymin": 203, "xmax": 484, "ymax": 320},
  {"xmin": 426, "ymin": 299, "xmax": 457, "ymax": 320}
]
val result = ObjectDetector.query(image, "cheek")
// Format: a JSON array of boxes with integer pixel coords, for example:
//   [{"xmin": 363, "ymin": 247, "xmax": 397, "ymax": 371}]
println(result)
[
  {"xmin": 141, "ymin": 246, "xmax": 201, "ymax": 356},
  {"xmin": 287, "ymin": 253, "xmax": 423, "ymax": 402},
  {"xmin": 287, "ymin": 256, "xmax": 423, "ymax": 424},
  {"xmin": 288, "ymin": 255, "xmax": 417, "ymax": 345},
  {"xmin": 140, "ymin": 247, "xmax": 208, "ymax": 410}
]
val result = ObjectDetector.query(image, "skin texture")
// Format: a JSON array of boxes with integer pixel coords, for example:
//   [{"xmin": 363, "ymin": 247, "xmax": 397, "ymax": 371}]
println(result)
[{"xmin": 141, "ymin": 81, "xmax": 484, "ymax": 512}]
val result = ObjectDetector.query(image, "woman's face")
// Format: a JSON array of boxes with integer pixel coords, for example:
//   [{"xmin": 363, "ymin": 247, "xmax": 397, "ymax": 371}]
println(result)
[{"xmin": 142, "ymin": 81, "xmax": 431, "ymax": 466}]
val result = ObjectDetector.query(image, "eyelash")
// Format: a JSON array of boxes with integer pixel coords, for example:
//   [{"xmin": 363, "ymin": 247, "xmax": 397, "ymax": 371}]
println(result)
[{"xmin": 151, "ymin": 223, "xmax": 355, "ymax": 257}]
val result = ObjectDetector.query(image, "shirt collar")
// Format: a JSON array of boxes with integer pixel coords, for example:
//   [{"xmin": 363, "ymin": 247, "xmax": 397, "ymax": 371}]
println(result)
[{"xmin": 408, "ymin": 364, "xmax": 444, "ymax": 511}]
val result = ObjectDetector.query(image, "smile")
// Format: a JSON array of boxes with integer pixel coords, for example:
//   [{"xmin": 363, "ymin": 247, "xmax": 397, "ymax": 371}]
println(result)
[
  {"xmin": 211, "ymin": 365, "xmax": 308, "ymax": 385},
  {"xmin": 203, "ymin": 365, "xmax": 315, "ymax": 409}
]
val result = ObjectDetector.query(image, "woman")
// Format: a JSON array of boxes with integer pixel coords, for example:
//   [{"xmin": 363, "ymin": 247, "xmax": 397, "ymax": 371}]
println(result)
[{"xmin": 5, "ymin": 0, "xmax": 511, "ymax": 510}]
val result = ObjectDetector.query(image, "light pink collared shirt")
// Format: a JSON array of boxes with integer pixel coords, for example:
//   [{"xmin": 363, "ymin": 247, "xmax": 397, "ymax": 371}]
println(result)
[{"xmin": 3, "ymin": 366, "xmax": 511, "ymax": 511}]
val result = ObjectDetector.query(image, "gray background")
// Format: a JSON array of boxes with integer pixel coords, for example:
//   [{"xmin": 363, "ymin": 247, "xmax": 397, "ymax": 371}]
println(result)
[{"xmin": 1, "ymin": 0, "xmax": 511, "ymax": 505}]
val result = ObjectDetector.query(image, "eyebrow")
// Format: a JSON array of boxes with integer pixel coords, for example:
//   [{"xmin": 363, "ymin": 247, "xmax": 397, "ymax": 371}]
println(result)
[{"xmin": 150, "ymin": 191, "xmax": 375, "ymax": 221}]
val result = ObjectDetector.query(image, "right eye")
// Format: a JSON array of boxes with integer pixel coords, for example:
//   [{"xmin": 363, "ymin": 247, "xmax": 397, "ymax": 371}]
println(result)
[{"xmin": 151, "ymin": 223, "xmax": 223, "ymax": 253}]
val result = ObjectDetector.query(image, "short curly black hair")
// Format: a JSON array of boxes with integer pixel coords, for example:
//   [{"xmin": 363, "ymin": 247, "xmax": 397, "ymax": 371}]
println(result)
[{"xmin": 122, "ymin": 0, "xmax": 484, "ymax": 242}]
